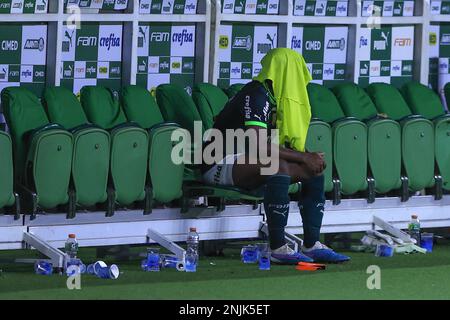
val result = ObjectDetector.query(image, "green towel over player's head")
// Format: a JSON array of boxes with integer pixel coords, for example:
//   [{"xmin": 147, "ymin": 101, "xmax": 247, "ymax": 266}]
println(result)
[{"xmin": 254, "ymin": 48, "xmax": 312, "ymax": 152}]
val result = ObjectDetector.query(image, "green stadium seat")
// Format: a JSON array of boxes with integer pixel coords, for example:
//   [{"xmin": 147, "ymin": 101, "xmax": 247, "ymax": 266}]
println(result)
[
  {"xmin": 404, "ymin": 82, "xmax": 450, "ymax": 192},
  {"xmin": 0, "ymin": 130, "xmax": 17, "ymax": 216},
  {"xmin": 192, "ymin": 83, "xmax": 229, "ymax": 130},
  {"xmin": 80, "ymin": 86, "xmax": 149, "ymax": 208},
  {"xmin": 223, "ymin": 83, "xmax": 245, "ymax": 98},
  {"xmin": 42, "ymin": 86, "xmax": 110, "ymax": 210},
  {"xmin": 367, "ymin": 82, "xmax": 435, "ymax": 196},
  {"xmin": 307, "ymin": 83, "xmax": 368, "ymax": 199},
  {"xmin": 332, "ymin": 82, "xmax": 402, "ymax": 197},
  {"xmin": 121, "ymin": 85, "xmax": 185, "ymax": 205},
  {"xmin": 1, "ymin": 87, "xmax": 73, "ymax": 214}
]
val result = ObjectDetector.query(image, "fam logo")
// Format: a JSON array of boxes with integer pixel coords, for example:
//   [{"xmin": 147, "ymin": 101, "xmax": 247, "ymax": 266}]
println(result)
[
  {"xmin": 152, "ymin": 2, "xmax": 161, "ymax": 11},
  {"xmin": 77, "ymin": 36, "xmax": 97, "ymax": 47},
  {"xmin": 1, "ymin": 40, "xmax": 19, "ymax": 51},
  {"xmin": 246, "ymin": 2, "xmax": 256, "ymax": 11},
  {"xmin": 172, "ymin": 29, "xmax": 194, "ymax": 46},
  {"xmin": 291, "ymin": 36, "xmax": 302, "ymax": 50},
  {"xmin": 220, "ymin": 66, "xmax": 230, "ymax": 75},
  {"xmin": 219, "ymin": 35, "xmax": 229, "ymax": 49},
  {"xmin": 257, "ymin": 33, "xmax": 276, "ymax": 54},
  {"xmin": 151, "ymin": 32, "xmax": 170, "ymax": 42},
  {"xmin": 0, "ymin": 1, "xmax": 11, "ymax": 10},
  {"xmin": 440, "ymin": 34, "xmax": 450, "ymax": 45},
  {"xmin": 373, "ymin": 31, "xmax": 389, "ymax": 51},
  {"xmin": 24, "ymin": 38, "xmax": 45, "ymax": 51},
  {"xmin": 174, "ymin": 3, "xmax": 184, "ymax": 11},
  {"xmin": 100, "ymin": 33, "xmax": 121, "ymax": 51},
  {"xmin": 393, "ymin": 38, "xmax": 411, "ymax": 47},
  {"xmin": 232, "ymin": 35, "xmax": 252, "ymax": 51},
  {"xmin": 359, "ymin": 36, "xmax": 368, "ymax": 48},
  {"xmin": 327, "ymin": 38, "xmax": 345, "ymax": 51}
]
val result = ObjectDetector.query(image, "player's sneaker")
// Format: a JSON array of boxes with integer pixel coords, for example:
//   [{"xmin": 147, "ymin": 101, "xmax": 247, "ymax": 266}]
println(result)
[
  {"xmin": 302, "ymin": 241, "xmax": 350, "ymax": 263},
  {"xmin": 270, "ymin": 244, "xmax": 314, "ymax": 264}
]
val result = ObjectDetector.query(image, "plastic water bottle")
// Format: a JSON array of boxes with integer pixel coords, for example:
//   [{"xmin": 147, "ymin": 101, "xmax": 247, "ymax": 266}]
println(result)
[
  {"xmin": 185, "ymin": 227, "xmax": 199, "ymax": 272},
  {"xmin": 408, "ymin": 214, "xmax": 421, "ymax": 244},
  {"xmin": 65, "ymin": 234, "xmax": 79, "ymax": 258}
]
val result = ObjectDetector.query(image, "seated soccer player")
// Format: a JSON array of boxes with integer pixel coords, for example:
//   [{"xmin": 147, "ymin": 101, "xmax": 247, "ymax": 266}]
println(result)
[{"xmin": 201, "ymin": 48, "xmax": 350, "ymax": 264}]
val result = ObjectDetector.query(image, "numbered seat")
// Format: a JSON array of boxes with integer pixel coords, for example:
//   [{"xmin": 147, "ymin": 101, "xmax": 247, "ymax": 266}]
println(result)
[
  {"xmin": 404, "ymin": 82, "xmax": 450, "ymax": 192},
  {"xmin": 1, "ymin": 87, "xmax": 73, "ymax": 213},
  {"xmin": 332, "ymin": 82, "xmax": 402, "ymax": 197},
  {"xmin": 42, "ymin": 86, "xmax": 110, "ymax": 209},
  {"xmin": 307, "ymin": 83, "xmax": 367, "ymax": 198},
  {"xmin": 367, "ymin": 82, "xmax": 435, "ymax": 195},
  {"xmin": 121, "ymin": 85, "xmax": 185, "ymax": 205},
  {"xmin": 80, "ymin": 86, "xmax": 149, "ymax": 207}
]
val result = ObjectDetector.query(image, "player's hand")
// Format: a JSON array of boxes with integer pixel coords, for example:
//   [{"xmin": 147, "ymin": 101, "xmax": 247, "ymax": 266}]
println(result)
[{"xmin": 304, "ymin": 152, "xmax": 326, "ymax": 175}]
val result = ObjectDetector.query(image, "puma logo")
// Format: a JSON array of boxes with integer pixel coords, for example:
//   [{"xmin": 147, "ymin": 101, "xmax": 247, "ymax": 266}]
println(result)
[{"xmin": 273, "ymin": 209, "xmax": 287, "ymax": 217}]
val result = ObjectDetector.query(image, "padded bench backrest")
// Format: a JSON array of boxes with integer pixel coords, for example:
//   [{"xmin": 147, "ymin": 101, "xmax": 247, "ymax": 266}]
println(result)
[
  {"xmin": 192, "ymin": 83, "xmax": 228, "ymax": 130},
  {"xmin": 156, "ymin": 84, "xmax": 204, "ymax": 134},
  {"xmin": 80, "ymin": 86, "xmax": 128, "ymax": 130},
  {"xmin": 223, "ymin": 83, "xmax": 245, "ymax": 98},
  {"xmin": 307, "ymin": 83, "xmax": 346, "ymax": 123},
  {"xmin": 332, "ymin": 82, "xmax": 379, "ymax": 121},
  {"xmin": 401, "ymin": 81, "xmax": 446, "ymax": 120},
  {"xmin": 121, "ymin": 85, "xmax": 164, "ymax": 129},
  {"xmin": 43, "ymin": 86, "xmax": 89, "ymax": 129},
  {"xmin": 366, "ymin": 83, "xmax": 412, "ymax": 121},
  {"xmin": 1, "ymin": 87, "xmax": 49, "ymax": 177}
]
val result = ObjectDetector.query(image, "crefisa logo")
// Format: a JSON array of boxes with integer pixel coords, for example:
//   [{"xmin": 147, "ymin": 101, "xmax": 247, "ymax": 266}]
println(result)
[
  {"xmin": 100, "ymin": 33, "xmax": 121, "ymax": 51},
  {"xmin": 172, "ymin": 29, "xmax": 194, "ymax": 46}
]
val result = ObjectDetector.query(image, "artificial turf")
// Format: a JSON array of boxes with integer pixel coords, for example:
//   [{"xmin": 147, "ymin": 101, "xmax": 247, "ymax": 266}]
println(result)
[{"xmin": 1, "ymin": 239, "xmax": 450, "ymax": 300}]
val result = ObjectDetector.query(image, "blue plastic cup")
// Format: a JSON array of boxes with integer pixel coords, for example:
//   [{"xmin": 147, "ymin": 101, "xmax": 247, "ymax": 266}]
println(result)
[
  {"xmin": 86, "ymin": 263, "xmax": 95, "ymax": 275},
  {"xmin": 141, "ymin": 248, "xmax": 161, "ymax": 272},
  {"xmin": 241, "ymin": 245, "xmax": 258, "ymax": 263},
  {"xmin": 93, "ymin": 261, "xmax": 120, "ymax": 279},
  {"xmin": 420, "ymin": 233, "xmax": 434, "ymax": 252},
  {"xmin": 66, "ymin": 258, "xmax": 86, "ymax": 276},
  {"xmin": 34, "ymin": 260, "xmax": 53, "ymax": 275},
  {"xmin": 257, "ymin": 243, "xmax": 271, "ymax": 271},
  {"xmin": 375, "ymin": 244, "xmax": 394, "ymax": 257}
]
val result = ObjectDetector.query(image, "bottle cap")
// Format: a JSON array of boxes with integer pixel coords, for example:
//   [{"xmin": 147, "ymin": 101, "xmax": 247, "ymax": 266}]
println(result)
[
  {"xmin": 189, "ymin": 227, "xmax": 197, "ymax": 232},
  {"xmin": 411, "ymin": 214, "xmax": 418, "ymax": 219},
  {"xmin": 68, "ymin": 234, "xmax": 76, "ymax": 238}
]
